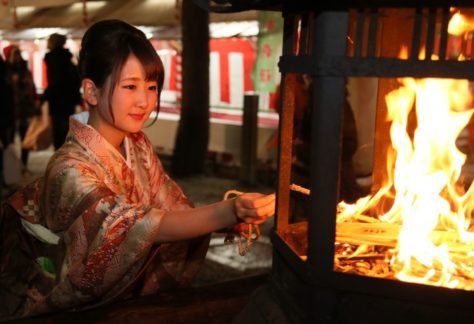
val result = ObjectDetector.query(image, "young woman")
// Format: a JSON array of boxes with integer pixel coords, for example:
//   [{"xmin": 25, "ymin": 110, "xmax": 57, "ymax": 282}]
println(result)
[{"xmin": 0, "ymin": 19, "xmax": 275, "ymax": 319}]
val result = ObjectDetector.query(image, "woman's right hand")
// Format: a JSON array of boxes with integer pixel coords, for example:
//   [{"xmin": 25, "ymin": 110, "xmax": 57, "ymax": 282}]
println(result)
[
  {"xmin": 233, "ymin": 193, "xmax": 276, "ymax": 225},
  {"xmin": 155, "ymin": 192, "xmax": 276, "ymax": 243}
]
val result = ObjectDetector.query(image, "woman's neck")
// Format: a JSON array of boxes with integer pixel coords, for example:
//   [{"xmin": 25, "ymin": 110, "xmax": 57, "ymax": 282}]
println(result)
[{"xmin": 88, "ymin": 109, "xmax": 127, "ymax": 154}]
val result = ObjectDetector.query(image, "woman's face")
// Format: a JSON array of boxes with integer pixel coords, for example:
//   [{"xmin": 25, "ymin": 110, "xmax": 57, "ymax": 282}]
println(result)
[{"xmin": 98, "ymin": 54, "xmax": 158, "ymax": 135}]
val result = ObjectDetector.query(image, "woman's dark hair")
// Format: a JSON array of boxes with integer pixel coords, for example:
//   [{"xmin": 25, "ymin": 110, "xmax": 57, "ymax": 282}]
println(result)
[{"xmin": 78, "ymin": 19, "xmax": 164, "ymax": 123}]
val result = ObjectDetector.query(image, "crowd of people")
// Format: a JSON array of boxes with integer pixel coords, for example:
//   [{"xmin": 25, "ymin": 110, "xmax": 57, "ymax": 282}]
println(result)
[{"xmin": 0, "ymin": 33, "xmax": 81, "ymax": 187}]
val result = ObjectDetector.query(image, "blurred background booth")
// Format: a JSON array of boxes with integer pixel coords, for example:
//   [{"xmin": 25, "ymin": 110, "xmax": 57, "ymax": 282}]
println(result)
[{"xmin": 0, "ymin": 0, "xmax": 280, "ymax": 173}]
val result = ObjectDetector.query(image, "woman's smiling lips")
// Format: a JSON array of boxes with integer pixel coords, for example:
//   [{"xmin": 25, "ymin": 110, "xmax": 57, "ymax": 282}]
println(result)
[{"xmin": 129, "ymin": 113, "xmax": 146, "ymax": 121}]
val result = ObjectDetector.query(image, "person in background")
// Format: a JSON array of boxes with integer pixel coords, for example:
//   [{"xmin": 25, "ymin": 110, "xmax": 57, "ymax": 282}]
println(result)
[
  {"xmin": 0, "ymin": 47, "xmax": 15, "ymax": 161},
  {"xmin": 0, "ymin": 53, "xmax": 5, "ymax": 175},
  {"xmin": 42, "ymin": 33, "xmax": 82, "ymax": 150},
  {"xmin": 0, "ymin": 19, "xmax": 275, "ymax": 320},
  {"xmin": 1, "ymin": 47, "xmax": 16, "ymax": 189},
  {"xmin": 4, "ymin": 45, "xmax": 38, "ymax": 171}
]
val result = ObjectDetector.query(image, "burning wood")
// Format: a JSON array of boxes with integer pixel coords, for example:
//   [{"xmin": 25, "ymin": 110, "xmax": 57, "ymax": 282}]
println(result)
[
  {"xmin": 282, "ymin": 219, "xmax": 474, "ymax": 287},
  {"xmin": 336, "ymin": 222, "xmax": 474, "ymax": 252},
  {"xmin": 332, "ymin": 72, "xmax": 474, "ymax": 289},
  {"xmin": 289, "ymin": 176, "xmax": 474, "ymax": 287}
]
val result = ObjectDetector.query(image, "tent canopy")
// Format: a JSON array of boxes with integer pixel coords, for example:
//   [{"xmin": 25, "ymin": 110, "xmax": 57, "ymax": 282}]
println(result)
[{"xmin": 0, "ymin": 0, "xmax": 257, "ymax": 39}]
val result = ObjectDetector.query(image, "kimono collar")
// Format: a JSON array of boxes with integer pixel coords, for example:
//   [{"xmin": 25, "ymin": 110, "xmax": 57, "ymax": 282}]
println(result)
[{"xmin": 70, "ymin": 112, "xmax": 131, "ymax": 167}]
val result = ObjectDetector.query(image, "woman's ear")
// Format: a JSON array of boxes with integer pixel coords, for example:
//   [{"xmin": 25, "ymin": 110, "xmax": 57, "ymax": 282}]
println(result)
[{"xmin": 82, "ymin": 79, "xmax": 98, "ymax": 106}]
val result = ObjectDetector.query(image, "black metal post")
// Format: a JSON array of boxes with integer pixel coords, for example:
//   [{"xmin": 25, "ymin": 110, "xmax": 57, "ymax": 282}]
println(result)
[
  {"xmin": 240, "ymin": 94, "xmax": 259, "ymax": 185},
  {"xmin": 308, "ymin": 11, "xmax": 348, "ymax": 274}
]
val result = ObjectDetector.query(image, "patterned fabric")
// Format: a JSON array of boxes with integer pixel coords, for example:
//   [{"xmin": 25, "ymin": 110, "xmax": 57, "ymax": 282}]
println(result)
[{"xmin": 1, "ymin": 115, "xmax": 210, "ymax": 319}]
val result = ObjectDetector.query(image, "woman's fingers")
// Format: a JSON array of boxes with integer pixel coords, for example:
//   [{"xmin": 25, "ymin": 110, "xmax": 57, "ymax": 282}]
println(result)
[
  {"xmin": 234, "ymin": 193, "xmax": 276, "ymax": 224},
  {"xmin": 244, "ymin": 193, "xmax": 276, "ymax": 209}
]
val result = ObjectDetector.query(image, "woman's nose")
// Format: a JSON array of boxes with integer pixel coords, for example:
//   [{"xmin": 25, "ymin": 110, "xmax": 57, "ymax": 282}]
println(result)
[{"xmin": 136, "ymin": 88, "xmax": 148, "ymax": 108}]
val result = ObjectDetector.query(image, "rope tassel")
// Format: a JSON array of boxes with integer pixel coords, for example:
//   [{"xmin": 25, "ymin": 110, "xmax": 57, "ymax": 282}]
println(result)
[{"xmin": 223, "ymin": 190, "xmax": 260, "ymax": 256}]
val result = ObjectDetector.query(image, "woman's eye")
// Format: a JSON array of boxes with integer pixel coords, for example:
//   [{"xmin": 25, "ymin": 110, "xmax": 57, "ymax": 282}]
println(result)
[
  {"xmin": 123, "ymin": 84, "xmax": 136, "ymax": 90},
  {"xmin": 148, "ymin": 85, "xmax": 157, "ymax": 91}
]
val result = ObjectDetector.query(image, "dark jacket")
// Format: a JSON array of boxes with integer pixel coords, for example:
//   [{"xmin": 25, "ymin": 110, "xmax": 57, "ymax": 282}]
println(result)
[
  {"xmin": 5, "ymin": 60, "xmax": 37, "ymax": 121},
  {"xmin": 43, "ymin": 48, "xmax": 81, "ymax": 118},
  {"xmin": 0, "ymin": 56, "xmax": 14, "ymax": 129}
]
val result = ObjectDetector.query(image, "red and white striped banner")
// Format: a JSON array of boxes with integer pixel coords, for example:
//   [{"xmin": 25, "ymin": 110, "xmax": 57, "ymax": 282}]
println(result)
[{"xmin": 2, "ymin": 36, "xmax": 279, "ymax": 128}]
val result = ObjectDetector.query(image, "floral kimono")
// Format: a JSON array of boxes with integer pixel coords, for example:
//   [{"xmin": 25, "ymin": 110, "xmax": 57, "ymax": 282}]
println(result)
[{"xmin": 0, "ymin": 113, "xmax": 210, "ymax": 319}]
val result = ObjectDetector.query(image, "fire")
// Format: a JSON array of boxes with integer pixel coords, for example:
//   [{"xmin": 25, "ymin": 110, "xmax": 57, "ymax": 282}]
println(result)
[
  {"xmin": 448, "ymin": 11, "xmax": 474, "ymax": 36},
  {"xmin": 334, "ymin": 10, "xmax": 474, "ymax": 289},
  {"xmin": 337, "ymin": 67, "xmax": 474, "ymax": 288},
  {"xmin": 386, "ymin": 77, "xmax": 474, "ymax": 286}
]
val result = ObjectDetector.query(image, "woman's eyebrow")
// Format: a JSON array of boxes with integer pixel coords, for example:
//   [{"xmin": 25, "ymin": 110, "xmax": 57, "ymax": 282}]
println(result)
[
  {"xmin": 120, "ymin": 76, "xmax": 141, "ymax": 81},
  {"xmin": 120, "ymin": 77, "xmax": 157, "ymax": 82}
]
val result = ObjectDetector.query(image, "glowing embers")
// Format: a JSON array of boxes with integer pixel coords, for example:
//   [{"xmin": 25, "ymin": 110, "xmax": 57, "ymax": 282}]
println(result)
[{"xmin": 336, "ymin": 75, "xmax": 474, "ymax": 289}]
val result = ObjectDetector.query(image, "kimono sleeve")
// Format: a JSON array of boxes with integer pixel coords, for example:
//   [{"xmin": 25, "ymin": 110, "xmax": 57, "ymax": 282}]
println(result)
[{"xmin": 40, "ymin": 160, "xmax": 167, "ymax": 310}]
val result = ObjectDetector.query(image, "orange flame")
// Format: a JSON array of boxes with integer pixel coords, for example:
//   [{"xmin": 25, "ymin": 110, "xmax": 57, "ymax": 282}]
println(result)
[
  {"xmin": 337, "ymin": 68, "xmax": 474, "ymax": 288},
  {"xmin": 448, "ymin": 12, "xmax": 474, "ymax": 36}
]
